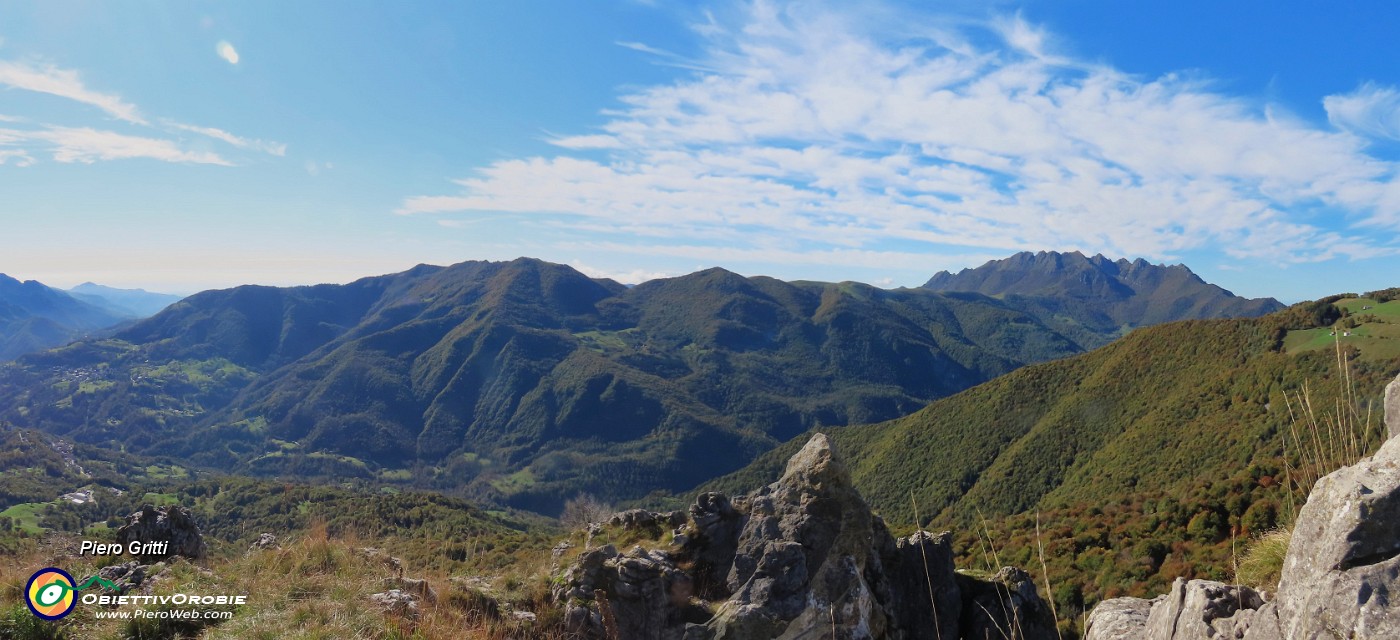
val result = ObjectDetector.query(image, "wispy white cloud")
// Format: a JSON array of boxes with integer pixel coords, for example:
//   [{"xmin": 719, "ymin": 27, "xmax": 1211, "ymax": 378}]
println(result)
[
  {"xmin": 616, "ymin": 41, "xmax": 675, "ymax": 57},
  {"xmin": 8, "ymin": 126, "xmax": 231, "ymax": 165},
  {"xmin": 167, "ymin": 122, "xmax": 286, "ymax": 156},
  {"xmin": 0, "ymin": 57, "xmax": 283, "ymax": 166},
  {"xmin": 401, "ymin": 1, "xmax": 1400, "ymax": 268},
  {"xmin": 546, "ymin": 133, "xmax": 625, "ymax": 150},
  {"xmin": 216, "ymin": 41, "xmax": 240, "ymax": 65},
  {"xmin": 0, "ymin": 60, "xmax": 145, "ymax": 123},
  {"xmin": 0, "ymin": 149, "xmax": 35, "ymax": 167},
  {"xmin": 1325, "ymin": 82, "xmax": 1400, "ymax": 142}
]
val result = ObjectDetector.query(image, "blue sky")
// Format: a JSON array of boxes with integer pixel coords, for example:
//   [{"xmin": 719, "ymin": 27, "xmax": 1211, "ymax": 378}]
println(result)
[{"xmin": 1, "ymin": 1, "xmax": 1398, "ymax": 302}]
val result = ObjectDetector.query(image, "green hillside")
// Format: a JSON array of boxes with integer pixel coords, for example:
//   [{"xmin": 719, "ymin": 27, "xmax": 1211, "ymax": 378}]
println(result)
[
  {"xmin": 702, "ymin": 293, "xmax": 1396, "ymax": 609},
  {"xmin": 0, "ymin": 257, "xmax": 1289, "ymax": 514},
  {"xmin": 0, "ymin": 258, "xmax": 1096, "ymax": 513}
]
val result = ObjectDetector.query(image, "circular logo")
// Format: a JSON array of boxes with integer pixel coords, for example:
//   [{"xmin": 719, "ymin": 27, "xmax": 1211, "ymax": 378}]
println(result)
[{"xmin": 25, "ymin": 568, "xmax": 77, "ymax": 620}]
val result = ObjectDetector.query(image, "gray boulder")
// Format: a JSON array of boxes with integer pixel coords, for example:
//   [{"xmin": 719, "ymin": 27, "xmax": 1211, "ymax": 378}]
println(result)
[
  {"xmin": 1083, "ymin": 579, "xmax": 1263, "ymax": 640},
  {"xmin": 1273, "ymin": 433, "xmax": 1400, "ymax": 639},
  {"xmin": 115, "ymin": 504, "xmax": 207, "ymax": 561},
  {"xmin": 1083, "ymin": 596, "xmax": 1157, "ymax": 640},
  {"xmin": 368, "ymin": 589, "xmax": 420, "ymax": 618},
  {"xmin": 1143, "ymin": 578, "xmax": 1264, "ymax": 639}
]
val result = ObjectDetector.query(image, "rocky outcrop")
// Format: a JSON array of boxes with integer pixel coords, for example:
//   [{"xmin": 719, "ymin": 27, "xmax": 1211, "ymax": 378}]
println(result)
[
  {"xmin": 1088, "ymin": 372, "xmax": 1400, "ymax": 640},
  {"xmin": 1083, "ymin": 578, "xmax": 1263, "ymax": 640},
  {"xmin": 1266, "ymin": 433, "xmax": 1400, "ymax": 639},
  {"xmin": 1386, "ymin": 375, "xmax": 1400, "ymax": 439},
  {"xmin": 712, "ymin": 433, "xmax": 900, "ymax": 638},
  {"xmin": 957, "ymin": 567, "xmax": 1058, "ymax": 640},
  {"xmin": 555, "ymin": 433, "xmax": 1057, "ymax": 640},
  {"xmin": 368, "ymin": 589, "xmax": 421, "ymax": 618},
  {"xmin": 248, "ymin": 532, "xmax": 280, "ymax": 552},
  {"xmin": 889, "ymin": 530, "xmax": 961, "ymax": 640},
  {"xmin": 115, "ymin": 504, "xmax": 207, "ymax": 561},
  {"xmin": 1083, "ymin": 596, "xmax": 1157, "ymax": 640}
]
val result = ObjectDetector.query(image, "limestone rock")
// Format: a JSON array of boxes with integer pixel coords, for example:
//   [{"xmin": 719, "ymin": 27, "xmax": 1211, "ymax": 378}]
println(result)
[
  {"xmin": 957, "ymin": 567, "xmax": 1057, "ymax": 640},
  {"xmin": 115, "ymin": 505, "xmax": 207, "ymax": 561},
  {"xmin": 608, "ymin": 508, "xmax": 687, "ymax": 532},
  {"xmin": 1274, "ymin": 434, "xmax": 1400, "ymax": 639},
  {"xmin": 890, "ymin": 530, "xmax": 962, "ymax": 640},
  {"xmin": 685, "ymin": 491, "xmax": 746, "ymax": 599},
  {"xmin": 1386, "ymin": 373, "xmax": 1400, "ymax": 439},
  {"xmin": 556, "ymin": 544, "xmax": 709, "ymax": 640},
  {"xmin": 248, "ymin": 532, "xmax": 279, "ymax": 552},
  {"xmin": 1083, "ymin": 596, "xmax": 1157, "ymax": 640},
  {"xmin": 712, "ymin": 433, "xmax": 898, "ymax": 639},
  {"xmin": 383, "ymin": 576, "xmax": 437, "ymax": 603},
  {"xmin": 1240, "ymin": 602, "xmax": 1283, "ymax": 640},
  {"xmin": 1142, "ymin": 578, "xmax": 1264, "ymax": 640},
  {"xmin": 553, "ymin": 432, "xmax": 1057, "ymax": 640},
  {"xmin": 369, "ymin": 589, "xmax": 420, "ymax": 618}
]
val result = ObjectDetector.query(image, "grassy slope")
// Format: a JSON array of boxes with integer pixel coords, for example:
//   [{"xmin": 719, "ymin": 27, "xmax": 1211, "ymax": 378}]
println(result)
[{"xmin": 700, "ymin": 295, "xmax": 1397, "ymax": 616}]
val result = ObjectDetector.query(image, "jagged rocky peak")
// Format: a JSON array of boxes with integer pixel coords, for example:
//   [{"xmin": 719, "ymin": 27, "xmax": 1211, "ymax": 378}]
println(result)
[{"xmin": 554, "ymin": 433, "xmax": 1057, "ymax": 639}]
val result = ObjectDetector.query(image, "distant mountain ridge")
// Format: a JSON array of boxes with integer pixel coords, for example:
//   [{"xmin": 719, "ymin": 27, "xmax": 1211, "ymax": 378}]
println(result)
[
  {"xmin": 924, "ymin": 251, "xmax": 1284, "ymax": 348},
  {"xmin": 68, "ymin": 282, "xmax": 183, "ymax": 317},
  {"xmin": 0, "ymin": 255, "xmax": 1284, "ymax": 512},
  {"xmin": 0, "ymin": 274, "xmax": 129, "ymax": 360}
]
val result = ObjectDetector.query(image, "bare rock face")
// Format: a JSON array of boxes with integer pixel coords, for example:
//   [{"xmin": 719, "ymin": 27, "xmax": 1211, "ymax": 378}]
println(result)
[
  {"xmin": 1272, "ymin": 433, "xmax": 1400, "ymax": 639},
  {"xmin": 1082, "ymin": 579, "xmax": 1263, "ymax": 640},
  {"xmin": 1386, "ymin": 375, "xmax": 1400, "ymax": 439},
  {"xmin": 957, "ymin": 567, "xmax": 1058, "ymax": 640},
  {"xmin": 554, "ymin": 433, "xmax": 1058, "ymax": 640},
  {"xmin": 115, "ymin": 505, "xmax": 207, "ymax": 561},
  {"xmin": 1083, "ymin": 596, "xmax": 1157, "ymax": 640},
  {"xmin": 890, "ymin": 530, "xmax": 962, "ymax": 640},
  {"xmin": 712, "ymin": 433, "xmax": 900, "ymax": 639},
  {"xmin": 368, "ymin": 589, "xmax": 420, "ymax": 618},
  {"xmin": 1145, "ymin": 578, "xmax": 1264, "ymax": 639}
]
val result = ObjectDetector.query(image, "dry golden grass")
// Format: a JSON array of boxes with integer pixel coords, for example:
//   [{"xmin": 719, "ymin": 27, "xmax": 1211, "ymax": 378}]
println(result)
[{"xmin": 0, "ymin": 524, "xmax": 571, "ymax": 640}]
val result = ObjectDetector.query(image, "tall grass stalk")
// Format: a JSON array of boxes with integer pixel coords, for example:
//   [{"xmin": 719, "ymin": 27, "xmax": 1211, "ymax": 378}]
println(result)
[
  {"xmin": 1280, "ymin": 338, "xmax": 1382, "ymax": 525},
  {"xmin": 911, "ymin": 491, "xmax": 944, "ymax": 640},
  {"xmin": 976, "ymin": 509, "xmax": 1023, "ymax": 640},
  {"xmin": 1034, "ymin": 512, "xmax": 1062, "ymax": 640}
]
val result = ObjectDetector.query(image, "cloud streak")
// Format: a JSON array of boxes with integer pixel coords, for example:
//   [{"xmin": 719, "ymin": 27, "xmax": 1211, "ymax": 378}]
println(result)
[
  {"xmin": 0, "ymin": 126, "xmax": 230, "ymax": 165},
  {"xmin": 0, "ymin": 60, "xmax": 145, "ymax": 124},
  {"xmin": 167, "ymin": 122, "xmax": 287, "ymax": 156},
  {"xmin": 401, "ymin": 1, "xmax": 1400, "ymax": 268},
  {"xmin": 0, "ymin": 57, "xmax": 283, "ymax": 166}
]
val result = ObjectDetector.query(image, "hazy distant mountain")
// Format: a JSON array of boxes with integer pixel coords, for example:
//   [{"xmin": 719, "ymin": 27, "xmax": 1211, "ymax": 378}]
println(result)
[
  {"xmin": 923, "ymin": 251, "xmax": 1284, "ymax": 348},
  {"xmin": 0, "ymin": 258, "xmax": 1089, "ymax": 511},
  {"xmin": 0, "ymin": 255, "xmax": 1287, "ymax": 512},
  {"xmin": 0, "ymin": 274, "xmax": 128, "ymax": 360},
  {"xmin": 68, "ymin": 282, "xmax": 183, "ymax": 318}
]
